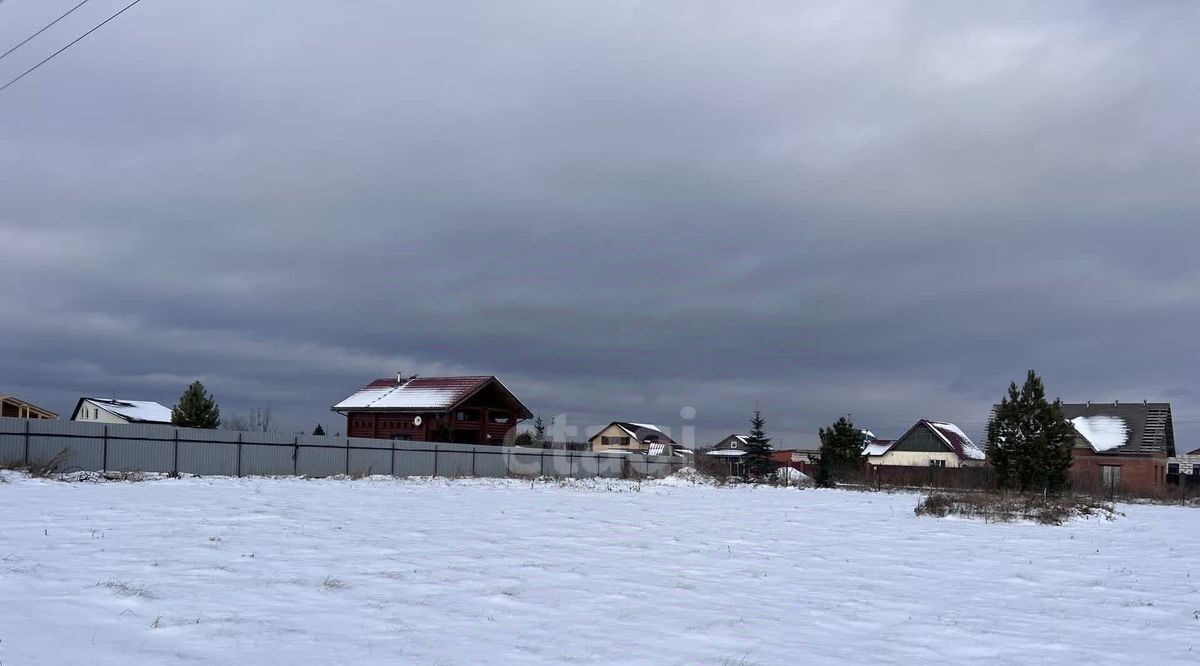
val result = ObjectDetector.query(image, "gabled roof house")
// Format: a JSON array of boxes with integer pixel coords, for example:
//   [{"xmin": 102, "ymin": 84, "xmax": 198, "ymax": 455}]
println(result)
[
  {"xmin": 1058, "ymin": 401, "xmax": 1174, "ymax": 492},
  {"xmin": 866, "ymin": 420, "xmax": 985, "ymax": 468},
  {"xmin": 589, "ymin": 422, "xmax": 679, "ymax": 455},
  {"xmin": 707, "ymin": 433, "xmax": 748, "ymax": 457},
  {"xmin": 71, "ymin": 398, "xmax": 172, "ymax": 424},
  {"xmin": 333, "ymin": 375, "xmax": 531, "ymax": 444}
]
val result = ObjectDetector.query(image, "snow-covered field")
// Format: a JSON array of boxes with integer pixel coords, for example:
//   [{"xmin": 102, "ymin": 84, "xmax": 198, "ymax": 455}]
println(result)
[{"xmin": 1, "ymin": 473, "xmax": 1197, "ymax": 665}]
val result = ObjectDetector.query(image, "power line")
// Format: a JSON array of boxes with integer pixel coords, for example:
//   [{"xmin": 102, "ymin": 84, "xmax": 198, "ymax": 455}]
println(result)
[
  {"xmin": 0, "ymin": 0, "xmax": 96, "ymax": 65},
  {"xmin": 0, "ymin": 0, "xmax": 145, "ymax": 97}
]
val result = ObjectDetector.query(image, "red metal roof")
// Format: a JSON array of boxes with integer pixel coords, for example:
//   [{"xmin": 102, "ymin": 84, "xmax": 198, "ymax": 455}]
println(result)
[{"xmin": 921, "ymin": 420, "xmax": 986, "ymax": 461}]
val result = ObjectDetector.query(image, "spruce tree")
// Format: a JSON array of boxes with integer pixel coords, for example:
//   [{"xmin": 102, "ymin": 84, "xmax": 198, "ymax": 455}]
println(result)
[
  {"xmin": 743, "ymin": 409, "xmax": 775, "ymax": 480},
  {"xmin": 171, "ymin": 381, "xmax": 221, "ymax": 429},
  {"xmin": 816, "ymin": 416, "xmax": 865, "ymax": 487},
  {"xmin": 312, "ymin": 424, "xmax": 326, "ymax": 436},
  {"xmin": 987, "ymin": 370, "xmax": 1074, "ymax": 493}
]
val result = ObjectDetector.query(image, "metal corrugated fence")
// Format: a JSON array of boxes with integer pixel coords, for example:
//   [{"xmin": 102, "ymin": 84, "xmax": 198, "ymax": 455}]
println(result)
[{"xmin": 0, "ymin": 418, "xmax": 681, "ymax": 479}]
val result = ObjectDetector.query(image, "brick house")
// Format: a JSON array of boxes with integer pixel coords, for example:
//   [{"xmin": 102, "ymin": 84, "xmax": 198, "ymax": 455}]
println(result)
[
  {"xmin": 1061, "ymin": 402, "xmax": 1174, "ymax": 494},
  {"xmin": 332, "ymin": 375, "xmax": 531, "ymax": 444}
]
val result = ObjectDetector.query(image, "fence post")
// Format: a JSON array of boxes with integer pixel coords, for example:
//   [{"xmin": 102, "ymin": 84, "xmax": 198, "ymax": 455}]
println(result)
[
  {"xmin": 236, "ymin": 433, "xmax": 243, "ymax": 478},
  {"xmin": 23, "ymin": 418, "xmax": 30, "ymax": 465},
  {"xmin": 390, "ymin": 439, "xmax": 396, "ymax": 478},
  {"xmin": 292, "ymin": 436, "xmax": 299, "ymax": 476},
  {"xmin": 432, "ymin": 444, "xmax": 439, "ymax": 477},
  {"xmin": 102, "ymin": 425, "xmax": 108, "ymax": 471},
  {"xmin": 471, "ymin": 446, "xmax": 477, "ymax": 477},
  {"xmin": 540, "ymin": 450, "xmax": 546, "ymax": 478}
]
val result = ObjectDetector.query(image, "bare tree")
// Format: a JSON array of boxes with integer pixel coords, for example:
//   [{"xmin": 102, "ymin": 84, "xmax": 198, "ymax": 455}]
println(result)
[{"xmin": 223, "ymin": 406, "xmax": 274, "ymax": 432}]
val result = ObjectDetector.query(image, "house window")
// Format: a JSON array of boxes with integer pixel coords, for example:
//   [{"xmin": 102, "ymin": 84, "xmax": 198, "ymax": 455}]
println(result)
[
  {"xmin": 929, "ymin": 459, "xmax": 947, "ymax": 468},
  {"xmin": 1169, "ymin": 463, "xmax": 1179, "ymax": 474},
  {"xmin": 455, "ymin": 410, "xmax": 480, "ymax": 422},
  {"xmin": 1193, "ymin": 464, "xmax": 1200, "ymax": 476},
  {"xmin": 1100, "ymin": 465, "xmax": 1121, "ymax": 490},
  {"xmin": 730, "ymin": 441, "xmax": 739, "ymax": 449}
]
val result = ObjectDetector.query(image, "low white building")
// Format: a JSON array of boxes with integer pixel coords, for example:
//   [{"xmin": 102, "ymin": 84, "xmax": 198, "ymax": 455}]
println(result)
[{"xmin": 70, "ymin": 398, "xmax": 173, "ymax": 425}]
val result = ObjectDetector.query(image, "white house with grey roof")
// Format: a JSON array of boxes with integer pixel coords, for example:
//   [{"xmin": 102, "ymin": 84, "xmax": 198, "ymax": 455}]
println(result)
[{"xmin": 70, "ymin": 398, "xmax": 173, "ymax": 425}]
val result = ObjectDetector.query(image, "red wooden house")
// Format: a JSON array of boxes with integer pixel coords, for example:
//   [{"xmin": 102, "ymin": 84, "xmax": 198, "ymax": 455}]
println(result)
[{"xmin": 332, "ymin": 375, "xmax": 532, "ymax": 444}]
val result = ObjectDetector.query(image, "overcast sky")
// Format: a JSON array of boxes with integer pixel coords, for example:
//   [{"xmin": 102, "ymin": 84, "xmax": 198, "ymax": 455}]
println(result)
[{"xmin": 2, "ymin": 1, "xmax": 1198, "ymax": 447}]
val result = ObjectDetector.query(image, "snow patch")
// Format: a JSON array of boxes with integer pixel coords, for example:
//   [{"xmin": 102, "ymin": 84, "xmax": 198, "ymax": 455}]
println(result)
[
  {"xmin": 1071, "ymin": 416, "xmax": 1129, "ymax": 452},
  {"xmin": 0, "ymin": 476, "xmax": 1195, "ymax": 664}
]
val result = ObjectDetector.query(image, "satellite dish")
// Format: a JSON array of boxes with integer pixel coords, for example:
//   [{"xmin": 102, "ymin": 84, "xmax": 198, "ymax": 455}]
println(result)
[{"xmin": 413, "ymin": 416, "xmax": 423, "ymax": 427}]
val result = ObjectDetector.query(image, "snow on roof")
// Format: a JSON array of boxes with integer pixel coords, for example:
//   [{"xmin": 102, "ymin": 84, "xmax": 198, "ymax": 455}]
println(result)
[
  {"xmin": 927, "ymin": 421, "xmax": 986, "ymax": 460},
  {"xmin": 86, "ymin": 398, "xmax": 172, "ymax": 424},
  {"xmin": 1070, "ymin": 416, "xmax": 1129, "ymax": 453},
  {"xmin": 594, "ymin": 422, "xmax": 677, "ymax": 444},
  {"xmin": 863, "ymin": 440, "xmax": 895, "ymax": 457},
  {"xmin": 333, "ymin": 376, "xmax": 520, "ymax": 413},
  {"xmin": 711, "ymin": 434, "xmax": 749, "ymax": 448},
  {"xmin": 706, "ymin": 449, "xmax": 746, "ymax": 457}
]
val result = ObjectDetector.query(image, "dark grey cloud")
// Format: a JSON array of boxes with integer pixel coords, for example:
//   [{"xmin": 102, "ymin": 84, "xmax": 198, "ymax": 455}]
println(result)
[{"xmin": 2, "ymin": 1, "xmax": 1199, "ymax": 446}]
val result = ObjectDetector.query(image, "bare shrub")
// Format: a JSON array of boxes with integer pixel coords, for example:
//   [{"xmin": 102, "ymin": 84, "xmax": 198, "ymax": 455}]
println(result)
[
  {"xmin": 1, "ymin": 448, "xmax": 72, "ymax": 478},
  {"xmin": 98, "ymin": 580, "xmax": 156, "ymax": 599},
  {"xmin": 915, "ymin": 492, "xmax": 1119, "ymax": 525},
  {"xmin": 321, "ymin": 576, "xmax": 347, "ymax": 591}
]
